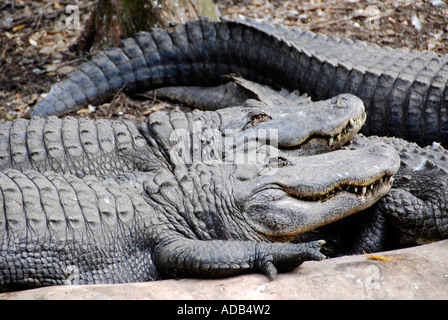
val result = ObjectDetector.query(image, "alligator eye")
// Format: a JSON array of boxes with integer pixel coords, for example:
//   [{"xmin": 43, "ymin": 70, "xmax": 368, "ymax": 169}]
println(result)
[
  {"xmin": 268, "ymin": 156, "xmax": 291, "ymax": 168},
  {"xmin": 250, "ymin": 112, "xmax": 271, "ymax": 123},
  {"xmin": 242, "ymin": 112, "xmax": 271, "ymax": 130}
]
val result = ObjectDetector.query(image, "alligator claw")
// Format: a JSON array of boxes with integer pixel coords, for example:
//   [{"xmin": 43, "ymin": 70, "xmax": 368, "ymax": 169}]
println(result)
[
  {"xmin": 261, "ymin": 261, "xmax": 279, "ymax": 280},
  {"xmin": 257, "ymin": 240, "xmax": 326, "ymax": 280}
]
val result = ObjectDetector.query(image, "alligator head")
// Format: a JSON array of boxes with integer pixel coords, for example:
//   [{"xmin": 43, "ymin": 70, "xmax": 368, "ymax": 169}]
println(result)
[
  {"xmin": 147, "ymin": 141, "xmax": 400, "ymax": 243},
  {"xmin": 147, "ymin": 91, "xmax": 367, "ymax": 168},
  {"xmin": 219, "ymin": 93, "xmax": 366, "ymax": 157},
  {"xmin": 233, "ymin": 143, "xmax": 400, "ymax": 242},
  {"xmin": 147, "ymin": 75, "xmax": 367, "ymax": 159}
]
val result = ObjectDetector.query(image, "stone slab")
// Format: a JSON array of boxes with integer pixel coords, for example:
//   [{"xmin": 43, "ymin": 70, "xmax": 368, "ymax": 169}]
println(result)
[{"xmin": 1, "ymin": 240, "xmax": 447, "ymax": 300}]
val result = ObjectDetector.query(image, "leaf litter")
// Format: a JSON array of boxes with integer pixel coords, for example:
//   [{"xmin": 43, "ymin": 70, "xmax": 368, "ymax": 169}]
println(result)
[{"xmin": 0, "ymin": 0, "xmax": 447, "ymax": 121}]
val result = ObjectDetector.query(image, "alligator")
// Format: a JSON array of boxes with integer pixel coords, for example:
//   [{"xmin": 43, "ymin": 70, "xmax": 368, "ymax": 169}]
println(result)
[
  {"xmin": 0, "ymin": 92, "xmax": 398, "ymax": 290},
  {"xmin": 135, "ymin": 77, "xmax": 448, "ymax": 255},
  {"xmin": 0, "ymin": 17, "xmax": 446, "ymax": 290},
  {"xmin": 30, "ymin": 18, "xmax": 448, "ymax": 147},
  {"xmin": 0, "ymin": 77, "xmax": 366, "ymax": 177}
]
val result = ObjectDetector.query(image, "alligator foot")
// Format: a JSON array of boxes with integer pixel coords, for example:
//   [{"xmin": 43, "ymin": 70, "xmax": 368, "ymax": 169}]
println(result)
[
  {"xmin": 255, "ymin": 240, "xmax": 326, "ymax": 280},
  {"xmin": 153, "ymin": 238, "xmax": 326, "ymax": 280}
]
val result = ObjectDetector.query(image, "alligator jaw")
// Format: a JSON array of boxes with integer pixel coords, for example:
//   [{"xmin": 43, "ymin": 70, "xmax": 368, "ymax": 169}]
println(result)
[
  {"xmin": 253, "ymin": 174, "xmax": 394, "ymax": 241},
  {"xmin": 283, "ymin": 94, "xmax": 367, "ymax": 155},
  {"xmin": 241, "ymin": 142, "xmax": 400, "ymax": 242},
  {"xmin": 220, "ymin": 94, "xmax": 366, "ymax": 157},
  {"xmin": 287, "ymin": 110, "xmax": 366, "ymax": 156},
  {"xmin": 290, "ymin": 173, "xmax": 394, "ymax": 202}
]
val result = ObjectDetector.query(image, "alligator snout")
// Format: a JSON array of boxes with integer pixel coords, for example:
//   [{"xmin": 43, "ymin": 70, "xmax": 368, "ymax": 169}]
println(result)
[{"xmin": 241, "ymin": 142, "xmax": 400, "ymax": 241}]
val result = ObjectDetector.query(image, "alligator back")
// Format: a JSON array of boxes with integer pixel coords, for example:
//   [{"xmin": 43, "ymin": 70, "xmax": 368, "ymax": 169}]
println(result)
[
  {"xmin": 246, "ymin": 19, "xmax": 448, "ymax": 146},
  {"xmin": 0, "ymin": 117, "xmax": 166, "ymax": 177},
  {"xmin": 0, "ymin": 169, "xmax": 159, "ymax": 291}
]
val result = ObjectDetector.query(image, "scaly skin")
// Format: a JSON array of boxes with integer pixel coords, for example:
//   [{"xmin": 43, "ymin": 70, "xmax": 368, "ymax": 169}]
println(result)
[
  {"xmin": 3, "ymin": 17, "xmax": 443, "ymax": 291},
  {"xmin": 30, "ymin": 18, "xmax": 308, "ymax": 117},
  {"xmin": 31, "ymin": 18, "xmax": 448, "ymax": 146},
  {"xmin": 0, "ymin": 142, "xmax": 399, "ymax": 291},
  {"xmin": 0, "ymin": 116, "xmax": 166, "ymax": 177},
  {"xmin": 1, "ymin": 88, "xmax": 365, "ymax": 176},
  {"xmin": 147, "ymin": 76, "xmax": 448, "ymax": 254},
  {"xmin": 245, "ymin": 18, "xmax": 448, "ymax": 146},
  {"xmin": 340, "ymin": 135, "xmax": 448, "ymax": 253}
]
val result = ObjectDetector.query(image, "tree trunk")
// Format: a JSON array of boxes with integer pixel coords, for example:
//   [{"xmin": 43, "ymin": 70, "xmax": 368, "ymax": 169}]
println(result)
[{"xmin": 75, "ymin": 0, "xmax": 220, "ymax": 52}]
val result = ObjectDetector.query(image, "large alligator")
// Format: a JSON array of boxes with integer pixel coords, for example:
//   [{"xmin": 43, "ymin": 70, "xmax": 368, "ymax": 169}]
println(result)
[
  {"xmin": 0, "ymin": 17, "xmax": 447, "ymax": 291},
  {"xmin": 0, "ymin": 89, "xmax": 399, "ymax": 290},
  {"xmin": 0, "ymin": 140, "xmax": 398, "ymax": 291},
  {"xmin": 1, "ymin": 76, "xmax": 366, "ymax": 177},
  {"xmin": 133, "ymin": 77, "xmax": 448, "ymax": 255},
  {"xmin": 30, "ymin": 18, "xmax": 448, "ymax": 147}
]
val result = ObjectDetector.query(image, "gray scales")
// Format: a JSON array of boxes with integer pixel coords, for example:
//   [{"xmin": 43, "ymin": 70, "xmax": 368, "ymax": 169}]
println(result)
[{"xmin": 0, "ymin": 18, "xmax": 447, "ymax": 291}]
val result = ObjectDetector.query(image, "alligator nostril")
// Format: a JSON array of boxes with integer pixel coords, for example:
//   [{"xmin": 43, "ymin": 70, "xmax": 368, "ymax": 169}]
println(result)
[{"xmin": 334, "ymin": 97, "xmax": 348, "ymax": 109}]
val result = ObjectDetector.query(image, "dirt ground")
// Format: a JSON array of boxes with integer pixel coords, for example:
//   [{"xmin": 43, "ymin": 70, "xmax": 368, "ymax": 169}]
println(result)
[{"xmin": 0, "ymin": 0, "xmax": 447, "ymax": 120}]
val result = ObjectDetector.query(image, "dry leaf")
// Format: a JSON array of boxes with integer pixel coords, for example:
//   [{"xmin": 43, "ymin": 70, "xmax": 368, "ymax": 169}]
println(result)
[
  {"xmin": 29, "ymin": 37, "xmax": 39, "ymax": 47},
  {"xmin": 45, "ymin": 63, "xmax": 59, "ymax": 72},
  {"xmin": 12, "ymin": 24, "xmax": 25, "ymax": 32},
  {"xmin": 363, "ymin": 251, "xmax": 405, "ymax": 261},
  {"xmin": 77, "ymin": 108, "xmax": 92, "ymax": 115},
  {"xmin": 39, "ymin": 46, "xmax": 56, "ymax": 55},
  {"xmin": 56, "ymin": 65, "xmax": 76, "ymax": 75},
  {"xmin": 4, "ymin": 31, "xmax": 14, "ymax": 39}
]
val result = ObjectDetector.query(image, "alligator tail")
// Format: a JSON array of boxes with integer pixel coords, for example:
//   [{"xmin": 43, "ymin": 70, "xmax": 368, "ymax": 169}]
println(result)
[{"xmin": 30, "ymin": 18, "xmax": 305, "ymax": 117}]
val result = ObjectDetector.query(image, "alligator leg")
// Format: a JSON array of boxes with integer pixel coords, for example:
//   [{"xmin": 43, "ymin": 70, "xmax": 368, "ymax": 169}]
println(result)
[
  {"xmin": 378, "ymin": 188, "xmax": 448, "ymax": 247},
  {"xmin": 343, "ymin": 207, "xmax": 388, "ymax": 254},
  {"xmin": 152, "ymin": 237, "xmax": 325, "ymax": 280},
  {"xmin": 346, "ymin": 186, "xmax": 448, "ymax": 254},
  {"xmin": 144, "ymin": 75, "xmax": 309, "ymax": 111}
]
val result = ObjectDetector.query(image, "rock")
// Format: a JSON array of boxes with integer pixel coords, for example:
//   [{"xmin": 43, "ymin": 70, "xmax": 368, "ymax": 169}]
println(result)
[{"xmin": 1, "ymin": 240, "xmax": 447, "ymax": 300}]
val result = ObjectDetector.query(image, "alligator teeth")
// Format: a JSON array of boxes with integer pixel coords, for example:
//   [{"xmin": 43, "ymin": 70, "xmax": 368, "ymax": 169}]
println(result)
[
  {"xmin": 349, "ymin": 118, "xmax": 354, "ymax": 126},
  {"xmin": 329, "ymin": 137, "xmax": 334, "ymax": 147},
  {"xmin": 304, "ymin": 175, "xmax": 393, "ymax": 202},
  {"xmin": 336, "ymin": 133, "xmax": 341, "ymax": 141}
]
